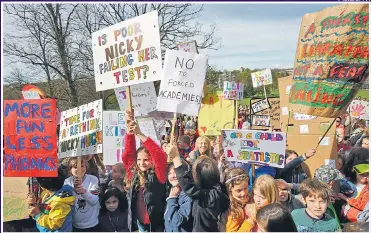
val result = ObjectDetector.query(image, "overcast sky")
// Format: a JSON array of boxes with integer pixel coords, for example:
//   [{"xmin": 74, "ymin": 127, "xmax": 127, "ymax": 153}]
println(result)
[{"xmin": 2, "ymin": 3, "xmax": 338, "ymax": 82}]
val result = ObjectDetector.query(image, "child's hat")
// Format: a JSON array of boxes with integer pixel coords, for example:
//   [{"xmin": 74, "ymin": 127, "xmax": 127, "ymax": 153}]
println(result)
[
  {"xmin": 314, "ymin": 165, "xmax": 344, "ymax": 184},
  {"xmin": 353, "ymin": 164, "xmax": 369, "ymax": 174}
]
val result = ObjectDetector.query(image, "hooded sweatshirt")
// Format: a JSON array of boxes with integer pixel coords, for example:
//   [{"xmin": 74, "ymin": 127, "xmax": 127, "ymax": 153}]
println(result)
[{"xmin": 34, "ymin": 185, "xmax": 75, "ymax": 232}]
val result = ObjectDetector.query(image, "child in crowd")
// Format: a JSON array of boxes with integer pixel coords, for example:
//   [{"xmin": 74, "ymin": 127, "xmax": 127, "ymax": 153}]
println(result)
[
  {"xmin": 339, "ymin": 163, "xmax": 369, "ymax": 222},
  {"xmin": 64, "ymin": 158, "xmax": 100, "ymax": 231},
  {"xmin": 291, "ymin": 178, "xmax": 341, "ymax": 232},
  {"xmin": 178, "ymin": 135, "xmax": 192, "ymax": 159},
  {"xmin": 245, "ymin": 175, "xmax": 280, "ymax": 231},
  {"xmin": 275, "ymin": 149, "xmax": 316, "ymax": 194},
  {"xmin": 164, "ymin": 163, "xmax": 193, "ymax": 232},
  {"xmin": 166, "ymin": 144, "xmax": 230, "ymax": 232},
  {"xmin": 123, "ymin": 109, "xmax": 167, "ymax": 232},
  {"xmin": 108, "ymin": 163, "xmax": 125, "ymax": 193},
  {"xmin": 275, "ymin": 179, "xmax": 304, "ymax": 212},
  {"xmin": 256, "ymin": 203, "xmax": 298, "ymax": 232},
  {"xmin": 27, "ymin": 169, "xmax": 75, "ymax": 232},
  {"xmin": 99, "ymin": 187, "xmax": 129, "ymax": 232},
  {"xmin": 224, "ymin": 168, "xmax": 255, "ymax": 232}
]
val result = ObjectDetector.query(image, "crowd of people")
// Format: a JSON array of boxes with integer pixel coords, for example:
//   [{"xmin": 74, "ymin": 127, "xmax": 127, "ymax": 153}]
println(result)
[{"xmin": 3, "ymin": 108, "xmax": 369, "ymax": 232}]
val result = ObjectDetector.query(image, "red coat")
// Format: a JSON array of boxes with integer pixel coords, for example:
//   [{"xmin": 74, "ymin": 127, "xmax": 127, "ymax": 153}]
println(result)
[
  {"xmin": 346, "ymin": 184, "xmax": 369, "ymax": 222},
  {"xmin": 121, "ymin": 134, "xmax": 167, "ymax": 184}
]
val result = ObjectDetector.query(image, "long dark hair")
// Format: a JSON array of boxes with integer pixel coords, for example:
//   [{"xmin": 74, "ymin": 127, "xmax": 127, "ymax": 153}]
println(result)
[
  {"xmin": 100, "ymin": 187, "xmax": 128, "ymax": 214},
  {"xmin": 256, "ymin": 203, "xmax": 298, "ymax": 232},
  {"xmin": 342, "ymin": 147, "xmax": 369, "ymax": 182}
]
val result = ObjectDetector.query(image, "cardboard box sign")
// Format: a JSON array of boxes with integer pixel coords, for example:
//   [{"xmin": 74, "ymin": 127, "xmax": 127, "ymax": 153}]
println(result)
[
  {"xmin": 288, "ymin": 4, "xmax": 369, "ymax": 118},
  {"xmin": 279, "ymin": 76, "xmax": 338, "ymax": 177}
]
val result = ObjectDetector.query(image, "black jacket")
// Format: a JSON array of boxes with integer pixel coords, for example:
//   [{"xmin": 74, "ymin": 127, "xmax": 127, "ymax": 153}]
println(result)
[
  {"xmin": 127, "ymin": 171, "xmax": 166, "ymax": 232},
  {"xmin": 175, "ymin": 164, "xmax": 230, "ymax": 232},
  {"xmin": 276, "ymin": 155, "xmax": 307, "ymax": 194}
]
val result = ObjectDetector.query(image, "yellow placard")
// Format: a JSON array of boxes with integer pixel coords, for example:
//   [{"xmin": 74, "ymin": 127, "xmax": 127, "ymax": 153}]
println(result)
[
  {"xmin": 198, "ymin": 92, "xmax": 235, "ymax": 136},
  {"xmin": 3, "ymin": 177, "xmax": 29, "ymax": 222}
]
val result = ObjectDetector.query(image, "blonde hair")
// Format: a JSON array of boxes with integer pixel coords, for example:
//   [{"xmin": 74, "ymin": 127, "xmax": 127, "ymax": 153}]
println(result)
[
  {"xmin": 113, "ymin": 163, "xmax": 126, "ymax": 178},
  {"xmin": 224, "ymin": 168, "xmax": 250, "ymax": 220},
  {"xmin": 251, "ymin": 175, "xmax": 280, "ymax": 221},
  {"xmin": 196, "ymin": 136, "xmax": 212, "ymax": 157}
]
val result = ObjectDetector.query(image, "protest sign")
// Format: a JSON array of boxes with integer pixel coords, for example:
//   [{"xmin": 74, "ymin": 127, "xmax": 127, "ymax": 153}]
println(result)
[
  {"xmin": 251, "ymin": 69, "xmax": 273, "ymax": 88},
  {"xmin": 251, "ymin": 98, "xmax": 270, "ymax": 114},
  {"xmin": 223, "ymin": 81, "xmax": 244, "ymax": 100},
  {"xmin": 58, "ymin": 100, "xmax": 103, "ymax": 158},
  {"xmin": 157, "ymin": 49, "xmax": 208, "ymax": 116},
  {"xmin": 222, "ymin": 129, "xmax": 286, "ymax": 168},
  {"xmin": 177, "ymin": 41, "xmax": 198, "ymax": 53},
  {"xmin": 114, "ymin": 82, "xmax": 157, "ymax": 117},
  {"xmin": 4, "ymin": 99, "xmax": 57, "ymax": 177},
  {"xmin": 21, "ymin": 84, "xmax": 46, "ymax": 99},
  {"xmin": 22, "ymin": 91, "xmax": 41, "ymax": 99},
  {"xmin": 103, "ymin": 111, "xmax": 126, "ymax": 165},
  {"xmin": 92, "ymin": 11, "xmax": 162, "ymax": 91},
  {"xmin": 252, "ymin": 115, "xmax": 270, "ymax": 127},
  {"xmin": 198, "ymin": 92, "xmax": 235, "ymax": 136},
  {"xmin": 289, "ymin": 4, "xmax": 369, "ymax": 118},
  {"xmin": 250, "ymin": 97, "xmax": 280, "ymax": 130},
  {"xmin": 3, "ymin": 177, "xmax": 29, "ymax": 222},
  {"xmin": 136, "ymin": 117, "xmax": 160, "ymax": 145},
  {"xmin": 349, "ymin": 100, "xmax": 369, "ymax": 120}
]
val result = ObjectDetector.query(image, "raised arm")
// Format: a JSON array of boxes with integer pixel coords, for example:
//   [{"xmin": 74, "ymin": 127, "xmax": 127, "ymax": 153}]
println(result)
[
  {"xmin": 122, "ymin": 110, "xmax": 137, "ymax": 181},
  {"xmin": 122, "ymin": 134, "xmax": 137, "ymax": 181}
]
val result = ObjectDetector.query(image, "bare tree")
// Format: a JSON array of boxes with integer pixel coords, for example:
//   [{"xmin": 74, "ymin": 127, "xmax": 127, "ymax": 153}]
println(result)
[{"xmin": 4, "ymin": 3, "xmax": 220, "ymax": 109}]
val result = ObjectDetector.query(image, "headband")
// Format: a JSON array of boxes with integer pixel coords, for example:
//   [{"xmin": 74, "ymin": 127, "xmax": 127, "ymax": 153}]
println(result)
[{"xmin": 225, "ymin": 174, "xmax": 248, "ymax": 184}]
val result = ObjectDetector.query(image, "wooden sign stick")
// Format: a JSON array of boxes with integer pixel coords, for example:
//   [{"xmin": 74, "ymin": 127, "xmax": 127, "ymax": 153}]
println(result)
[{"xmin": 170, "ymin": 113, "xmax": 177, "ymax": 145}]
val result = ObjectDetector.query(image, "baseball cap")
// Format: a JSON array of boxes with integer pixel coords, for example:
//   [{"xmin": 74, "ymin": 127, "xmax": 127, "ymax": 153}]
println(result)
[
  {"xmin": 353, "ymin": 164, "xmax": 369, "ymax": 174},
  {"xmin": 314, "ymin": 165, "xmax": 344, "ymax": 184}
]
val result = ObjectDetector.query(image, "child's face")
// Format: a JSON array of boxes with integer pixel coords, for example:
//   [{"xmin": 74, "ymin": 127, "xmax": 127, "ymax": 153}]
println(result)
[
  {"xmin": 168, "ymin": 167, "xmax": 179, "ymax": 187},
  {"xmin": 137, "ymin": 151, "xmax": 153, "ymax": 172},
  {"xmin": 254, "ymin": 189, "xmax": 269, "ymax": 209},
  {"xmin": 70, "ymin": 160, "xmax": 87, "ymax": 177},
  {"xmin": 112, "ymin": 165, "xmax": 123, "ymax": 181},
  {"xmin": 304, "ymin": 194, "xmax": 328, "ymax": 219},
  {"xmin": 105, "ymin": 196, "xmax": 119, "ymax": 212},
  {"xmin": 278, "ymin": 187, "xmax": 289, "ymax": 202},
  {"xmin": 358, "ymin": 173, "xmax": 369, "ymax": 184},
  {"xmin": 336, "ymin": 158, "xmax": 344, "ymax": 170},
  {"xmin": 199, "ymin": 139, "xmax": 209, "ymax": 154},
  {"xmin": 231, "ymin": 180, "xmax": 249, "ymax": 204}
]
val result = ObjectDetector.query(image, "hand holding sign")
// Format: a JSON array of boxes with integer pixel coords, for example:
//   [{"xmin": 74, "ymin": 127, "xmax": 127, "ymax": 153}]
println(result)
[{"xmin": 303, "ymin": 148, "xmax": 316, "ymax": 160}]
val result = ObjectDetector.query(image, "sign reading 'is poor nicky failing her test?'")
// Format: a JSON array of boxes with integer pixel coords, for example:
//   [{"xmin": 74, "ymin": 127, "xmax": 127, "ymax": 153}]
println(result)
[
  {"xmin": 58, "ymin": 100, "xmax": 103, "ymax": 158},
  {"xmin": 3, "ymin": 99, "xmax": 57, "ymax": 177},
  {"xmin": 92, "ymin": 11, "xmax": 162, "ymax": 91},
  {"xmin": 157, "ymin": 49, "xmax": 208, "ymax": 116},
  {"xmin": 222, "ymin": 130, "xmax": 286, "ymax": 168}
]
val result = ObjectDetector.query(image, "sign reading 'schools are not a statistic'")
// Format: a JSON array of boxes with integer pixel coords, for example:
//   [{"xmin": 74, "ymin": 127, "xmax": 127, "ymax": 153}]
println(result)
[
  {"xmin": 3, "ymin": 99, "xmax": 57, "ymax": 177},
  {"xmin": 58, "ymin": 100, "xmax": 103, "ymax": 158},
  {"xmin": 92, "ymin": 11, "xmax": 162, "ymax": 91},
  {"xmin": 157, "ymin": 49, "xmax": 208, "ymax": 116},
  {"xmin": 222, "ymin": 129, "xmax": 286, "ymax": 168}
]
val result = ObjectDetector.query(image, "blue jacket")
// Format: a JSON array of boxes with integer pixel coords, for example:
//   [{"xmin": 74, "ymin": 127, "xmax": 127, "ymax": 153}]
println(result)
[
  {"xmin": 164, "ymin": 191, "xmax": 193, "ymax": 232},
  {"xmin": 34, "ymin": 185, "xmax": 75, "ymax": 232}
]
